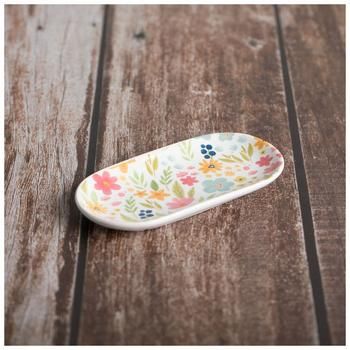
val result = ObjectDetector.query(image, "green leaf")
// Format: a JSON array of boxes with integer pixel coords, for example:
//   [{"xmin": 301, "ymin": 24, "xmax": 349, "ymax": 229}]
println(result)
[
  {"xmin": 220, "ymin": 154, "xmax": 243, "ymax": 163},
  {"xmin": 91, "ymin": 191, "xmax": 98, "ymax": 202},
  {"xmin": 160, "ymin": 166, "xmax": 173, "ymax": 185},
  {"xmin": 145, "ymin": 160, "xmax": 153, "ymax": 176},
  {"xmin": 188, "ymin": 187, "xmax": 195, "ymax": 198},
  {"xmin": 248, "ymin": 143, "xmax": 253, "ymax": 157},
  {"xmin": 120, "ymin": 214, "xmax": 138, "ymax": 222},
  {"xmin": 150, "ymin": 180, "xmax": 159, "ymax": 191},
  {"xmin": 180, "ymin": 141, "xmax": 194, "ymax": 161},
  {"xmin": 240, "ymin": 151, "xmax": 249, "ymax": 161},
  {"xmin": 154, "ymin": 201, "xmax": 162, "ymax": 209},
  {"xmin": 172, "ymin": 181, "xmax": 185, "ymax": 198},
  {"xmin": 153, "ymin": 157, "xmax": 158, "ymax": 171},
  {"xmin": 140, "ymin": 202, "xmax": 154, "ymax": 208}
]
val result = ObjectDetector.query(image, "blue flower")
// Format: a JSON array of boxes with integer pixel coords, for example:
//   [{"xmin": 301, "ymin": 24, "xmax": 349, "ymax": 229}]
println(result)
[
  {"xmin": 237, "ymin": 135, "xmax": 248, "ymax": 143},
  {"xmin": 202, "ymin": 178, "xmax": 234, "ymax": 193},
  {"xmin": 200, "ymin": 144, "xmax": 216, "ymax": 159},
  {"xmin": 139, "ymin": 209, "xmax": 154, "ymax": 219}
]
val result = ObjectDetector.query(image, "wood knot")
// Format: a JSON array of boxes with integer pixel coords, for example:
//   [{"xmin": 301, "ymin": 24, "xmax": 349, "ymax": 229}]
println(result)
[
  {"xmin": 249, "ymin": 39, "xmax": 257, "ymax": 47},
  {"xmin": 37, "ymin": 25, "xmax": 44, "ymax": 31},
  {"xmin": 133, "ymin": 31, "xmax": 146, "ymax": 40}
]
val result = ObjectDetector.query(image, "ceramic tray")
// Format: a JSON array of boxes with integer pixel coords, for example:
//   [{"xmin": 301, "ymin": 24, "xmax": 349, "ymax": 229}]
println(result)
[{"xmin": 75, "ymin": 133, "xmax": 284, "ymax": 231}]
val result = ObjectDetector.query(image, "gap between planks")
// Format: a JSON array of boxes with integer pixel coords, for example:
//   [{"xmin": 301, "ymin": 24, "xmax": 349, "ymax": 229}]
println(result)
[
  {"xmin": 69, "ymin": 5, "xmax": 111, "ymax": 345},
  {"xmin": 274, "ymin": 5, "xmax": 331, "ymax": 345}
]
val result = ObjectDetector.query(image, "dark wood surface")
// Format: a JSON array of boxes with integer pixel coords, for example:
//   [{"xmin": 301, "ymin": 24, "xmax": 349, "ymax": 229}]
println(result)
[{"xmin": 5, "ymin": 5, "xmax": 345, "ymax": 345}]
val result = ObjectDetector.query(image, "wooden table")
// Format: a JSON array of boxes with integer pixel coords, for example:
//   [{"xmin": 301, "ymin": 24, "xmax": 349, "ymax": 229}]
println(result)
[{"xmin": 5, "ymin": 5, "xmax": 345, "ymax": 345}]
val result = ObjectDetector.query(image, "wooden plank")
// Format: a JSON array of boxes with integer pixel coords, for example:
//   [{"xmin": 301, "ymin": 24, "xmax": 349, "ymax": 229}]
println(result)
[
  {"xmin": 78, "ymin": 6, "xmax": 318, "ymax": 344},
  {"xmin": 279, "ymin": 5, "xmax": 345, "ymax": 344},
  {"xmin": 5, "ymin": 5, "xmax": 103, "ymax": 344}
]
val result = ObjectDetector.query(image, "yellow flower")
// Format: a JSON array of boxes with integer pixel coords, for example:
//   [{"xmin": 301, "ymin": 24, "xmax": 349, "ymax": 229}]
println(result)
[
  {"xmin": 149, "ymin": 189, "xmax": 170, "ymax": 201},
  {"xmin": 235, "ymin": 176, "xmax": 247, "ymax": 184},
  {"xmin": 135, "ymin": 190, "xmax": 147, "ymax": 198},
  {"xmin": 110, "ymin": 159, "xmax": 136, "ymax": 173},
  {"xmin": 225, "ymin": 170, "xmax": 235, "ymax": 176},
  {"xmin": 87, "ymin": 201, "xmax": 107, "ymax": 214},
  {"xmin": 255, "ymin": 137, "xmax": 268, "ymax": 150},
  {"xmin": 199, "ymin": 159, "xmax": 222, "ymax": 174}
]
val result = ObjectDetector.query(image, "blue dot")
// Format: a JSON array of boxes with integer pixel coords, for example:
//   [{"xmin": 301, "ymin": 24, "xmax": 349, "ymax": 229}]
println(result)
[
  {"xmin": 206, "ymin": 144, "xmax": 213, "ymax": 150},
  {"xmin": 201, "ymin": 144, "xmax": 205, "ymax": 148},
  {"xmin": 209, "ymin": 151, "xmax": 216, "ymax": 156},
  {"xmin": 140, "ymin": 210, "xmax": 145, "ymax": 213},
  {"xmin": 201, "ymin": 149, "xmax": 207, "ymax": 154},
  {"xmin": 147, "ymin": 214, "xmax": 154, "ymax": 217},
  {"xmin": 146, "ymin": 210, "xmax": 152, "ymax": 213},
  {"xmin": 204, "ymin": 155, "xmax": 210, "ymax": 159}
]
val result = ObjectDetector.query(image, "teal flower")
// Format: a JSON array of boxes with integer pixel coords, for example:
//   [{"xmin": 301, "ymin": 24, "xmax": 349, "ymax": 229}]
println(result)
[
  {"xmin": 219, "ymin": 133, "xmax": 234, "ymax": 141},
  {"xmin": 202, "ymin": 178, "xmax": 234, "ymax": 193}
]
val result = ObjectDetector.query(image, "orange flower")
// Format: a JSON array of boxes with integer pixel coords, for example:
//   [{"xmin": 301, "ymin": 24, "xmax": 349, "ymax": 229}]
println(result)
[
  {"xmin": 254, "ymin": 138, "xmax": 268, "ymax": 150},
  {"xmin": 135, "ymin": 190, "xmax": 147, "ymax": 198},
  {"xmin": 199, "ymin": 159, "xmax": 222, "ymax": 174},
  {"xmin": 149, "ymin": 189, "xmax": 170, "ymax": 201},
  {"xmin": 111, "ymin": 159, "xmax": 136, "ymax": 173},
  {"xmin": 87, "ymin": 201, "xmax": 107, "ymax": 214}
]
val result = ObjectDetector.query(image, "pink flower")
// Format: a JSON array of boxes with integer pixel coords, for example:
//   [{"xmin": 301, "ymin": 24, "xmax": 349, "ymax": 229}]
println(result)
[
  {"xmin": 167, "ymin": 197, "xmax": 194, "ymax": 209},
  {"xmin": 256, "ymin": 155, "xmax": 273, "ymax": 167},
  {"xmin": 112, "ymin": 201, "xmax": 122, "ymax": 206},
  {"xmin": 248, "ymin": 170, "xmax": 257, "ymax": 175},
  {"xmin": 264, "ymin": 161, "xmax": 282, "ymax": 174},
  {"xmin": 92, "ymin": 171, "xmax": 121, "ymax": 195},
  {"xmin": 176, "ymin": 171, "xmax": 188, "ymax": 178},
  {"xmin": 180, "ymin": 176, "xmax": 198, "ymax": 186}
]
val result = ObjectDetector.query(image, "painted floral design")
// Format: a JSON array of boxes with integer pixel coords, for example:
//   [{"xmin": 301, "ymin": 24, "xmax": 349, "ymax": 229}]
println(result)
[
  {"xmin": 93, "ymin": 171, "xmax": 121, "ymax": 195},
  {"xmin": 167, "ymin": 197, "xmax": 194, "ymax": 209},
  {"xmin": 256, "ymin": 155, "xmax": 273, "ymax": 167},
  {"xmin": 202, "ymin": 178, "xmax": 234, "ymax": 193},
  {"xmin": 199, "ymin": 159, "xmax": 222, "ymax": 174},
  {"xmin": 180, "ymin": 176, "xmax": 198, "ymax": 186},
  {"xmin": 77, "ymin": 133, "xmax": 283, "ymax": 222},
  {"xmin": 149, "ymin": 189, "xmax": 170, "ymax": 201},
  {"xmin": 87, "ymin": 201, "xmax": 108, "ymax": 214}
]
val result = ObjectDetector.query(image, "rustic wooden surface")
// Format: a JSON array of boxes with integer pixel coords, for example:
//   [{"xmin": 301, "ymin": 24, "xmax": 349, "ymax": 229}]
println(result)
[
  {"xmin": 5, "ymin": 5, "xmax": 345, "ymax": 345},
  {"xmin": 279, "ymin": 5, "xmax": 345, "ymax": 344},
  {"xmin": 5, "ymin": 5, "xmax": 104, "ymax": 345}
]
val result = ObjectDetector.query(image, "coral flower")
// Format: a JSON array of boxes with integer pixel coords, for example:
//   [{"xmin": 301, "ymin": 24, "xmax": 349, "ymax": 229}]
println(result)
[
  {"xmin": 149, "ymin": 189, "xmax": 170, "ymax": 201},
  {"xmin": 167, "ymin": 197, "xmax": 194, "ymax": 209},
  {"xmin": 199, "ymin": 159, "xmax": 222, "ymax": 174},
  {"xmin": 176, "ymin": 171, "xmax": 188, "ymax": 178},
  {"xmin": 92, "ymin": 171, "xmax": 121, "ymax": 195},
  {"xmin": 264, "ymin": 161, "xmax": 282, "ymax": 174},
  {"xmin": 180, "ymin": 176, "xmax": 198, "ymax": 186},
  {"xmin": 256, "ymin": 155, "xmax": 273, "ymax": 167}
]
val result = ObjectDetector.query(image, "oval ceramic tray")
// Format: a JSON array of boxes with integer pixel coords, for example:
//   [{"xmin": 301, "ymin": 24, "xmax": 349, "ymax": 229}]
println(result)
[{"xmin": 75, "ymin": 133, "xmax": 284, "ymax": 231}]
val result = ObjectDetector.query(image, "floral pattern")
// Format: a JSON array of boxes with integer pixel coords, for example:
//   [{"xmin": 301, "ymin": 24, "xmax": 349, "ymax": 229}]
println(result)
[{"xmin": 76, "ymin": 133, "xmax": 284, "ymax": 222}]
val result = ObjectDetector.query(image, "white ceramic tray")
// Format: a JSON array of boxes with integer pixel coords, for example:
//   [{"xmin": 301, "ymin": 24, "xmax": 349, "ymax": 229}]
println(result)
[{"xmin": 75, "ymin": 133, "xmax": 284, "ymax": 231}]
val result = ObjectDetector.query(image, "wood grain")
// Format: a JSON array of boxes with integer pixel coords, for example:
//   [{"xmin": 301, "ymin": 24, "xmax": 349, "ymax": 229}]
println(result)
[
  {"xmin": 78, "ymin": 6, "xmax": 318, "ymax": 344},
  {"xmin": 279, "ymin": 5, "xmax": 345, "ymax": 344},
  {"xmin": 5, "ymin": 5, "xmax": 103, "ymax": 344}
]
